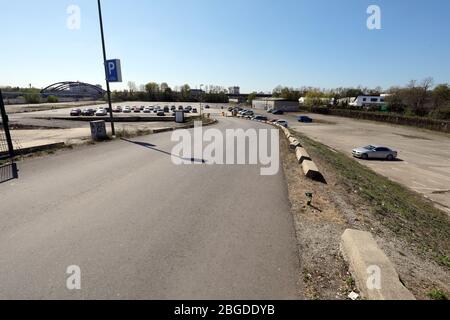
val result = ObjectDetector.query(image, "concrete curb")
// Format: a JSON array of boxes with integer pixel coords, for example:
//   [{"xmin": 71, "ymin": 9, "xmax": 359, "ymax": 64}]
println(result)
[
  {"xmin": 0, "ymin": 142, "xmax": 66, "ymax": 159},
  {"xmin": 267, "ymin": 121, "xmax": 325, "ymax": 182},
  {"xmin": 301, "ymin": 160, "xmax": 322, "ymax": 180},
  {"xmin": 302, "ymin": 160, "xmax": 326, "ymax": 183},
  {"xmin": 295, "ymin": 147, "xmax": 311, "ymax": 164},
  {"xmin": 151, "ymin": 119, "xmax": 218, "ymax": 134},
  {"xmin": 288, "ymin": 137, "xmax": 302, "ymax": 150},
  {"xmin": 340, "ymin": 229, "xmax": 416, "ymax": 300}
]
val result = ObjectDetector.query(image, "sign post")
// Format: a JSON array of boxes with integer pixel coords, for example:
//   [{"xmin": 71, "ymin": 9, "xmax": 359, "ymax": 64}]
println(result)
[
  {"xmin": 105, "ymin": 59, "xmax": 122, "ymax": 83},
  {"xmin": 97, "ymin": 0, "xmax": 119, "ymax": 136}
]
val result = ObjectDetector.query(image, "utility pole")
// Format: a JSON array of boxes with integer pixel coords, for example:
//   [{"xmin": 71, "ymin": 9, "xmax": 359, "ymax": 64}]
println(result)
[{"xmin": 97, "ymin": 0, "xmax": 115, "ymax": 136}]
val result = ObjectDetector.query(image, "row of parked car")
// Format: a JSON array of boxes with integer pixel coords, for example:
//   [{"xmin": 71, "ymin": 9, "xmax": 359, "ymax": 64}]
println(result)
[
  {"xmin": 230, "ymin": 106, "xmax": 313, "ymax": 124},
  {"xmin": 230, "ymin": 106, "xmax": 398, "ymax": 161},
  {"xmin": 70, "ymin": 105, "xmax": 198, "ymax": 117}
]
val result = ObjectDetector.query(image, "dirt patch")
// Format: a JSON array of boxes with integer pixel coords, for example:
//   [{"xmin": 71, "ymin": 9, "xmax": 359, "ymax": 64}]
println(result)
[{"xmin": 281, "ymin": 129, "xmax": 450, "ymax": 300}]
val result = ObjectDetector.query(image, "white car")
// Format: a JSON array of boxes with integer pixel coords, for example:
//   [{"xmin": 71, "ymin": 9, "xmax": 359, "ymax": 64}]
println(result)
[
  {"xmin": 123, "ymin": 107, "xmax": 131, "ymax": 113},
  {"xmin": 352, "ymin": 145, "xmax": 398, "ymax": 161},
  {"xmin": 95, "ymin": 108, "xmax": 107, "ymax": 116},
  {"xmin": 143, "ymin": 107, "xmax": 152, "ymax": 113}
]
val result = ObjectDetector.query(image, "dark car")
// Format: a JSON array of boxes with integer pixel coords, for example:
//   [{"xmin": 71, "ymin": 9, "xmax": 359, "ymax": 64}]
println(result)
[
  {"xmin": 253, "ymin": 115, "xmax": 268, "ymax": 121},
  {"xmin": 157, "ymin": 111, "xmax": 165, "ymax": 116},
  {"xmin": 192, "ymin": 108, "xmax": 198, "ymax": 113},
  {"xmin": 70, "ymin": 108, "xmax": 82, "ymax": 116},
  {"xmin": 81, "ymin": 108, "xmax": 95, "ymax": 116},
  {"xmin": 178, "ymin": 106, "xmax": 184, "ymax": 111},
  {"xmin": 205, "ymin": 105, "xmax": 210, "ymax": 109},
  {"xmin": 272, "ymin": 110, "xmax": 284, "ymax": 115},
  {"xmin": 164, "ymin": 106, "xmax": 170, "ymax": 113},
  {"xmin": 297, "ymin": 116, "xmax": 313, "ymax": 123},
  {"xmin": 171, "ymin": 106, "xmax": 176, "ymax": 111}
]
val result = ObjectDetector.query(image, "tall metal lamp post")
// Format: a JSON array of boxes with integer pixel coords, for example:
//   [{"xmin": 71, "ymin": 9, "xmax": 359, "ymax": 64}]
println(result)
[
  {"xmin": 97, "ymin": 0, "xmax": 115, "ymax": 136},
  {"xmin": 199, "ymin": 84, "xmax": 204, "ymax": 119}
]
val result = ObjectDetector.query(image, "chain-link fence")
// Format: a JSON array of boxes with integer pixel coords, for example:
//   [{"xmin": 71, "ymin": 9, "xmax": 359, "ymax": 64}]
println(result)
[
  {"xmin": 0, "ymin": 123, "xmax": 11, "ymax": 154},
  {"xmin": 0, "ymin": 91, "xmax": 19, "ymax": 183}
]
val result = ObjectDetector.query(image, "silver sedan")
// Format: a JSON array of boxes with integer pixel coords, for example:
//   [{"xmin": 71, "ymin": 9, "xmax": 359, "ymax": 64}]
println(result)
[{"xmin": 352, "ymin": 145, "xmax": 398, "ymax": 160}]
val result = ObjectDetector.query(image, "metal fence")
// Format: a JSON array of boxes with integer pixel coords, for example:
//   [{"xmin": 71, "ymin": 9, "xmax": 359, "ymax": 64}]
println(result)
[
  {"xmin": 0, "ymin": 123, "xmax": 9, "ymax": 154},
  {"xmin": 0, "ymin": 89, "xmax": 18, "ymax": 183}
]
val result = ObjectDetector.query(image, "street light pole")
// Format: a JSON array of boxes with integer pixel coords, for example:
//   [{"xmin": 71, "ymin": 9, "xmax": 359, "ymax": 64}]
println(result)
[
  {"xmin": 199, "ymin": 84, "xmax": 204, "ymax": 119},
  {"xmin": 97, "ymin": 0, "xmax": 115, "ymax": 136}
]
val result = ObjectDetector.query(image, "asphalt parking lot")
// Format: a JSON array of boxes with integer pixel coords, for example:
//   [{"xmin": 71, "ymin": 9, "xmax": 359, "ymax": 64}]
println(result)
[
  {"xmin": 275, "ymin": 112, "xmax": 450, "ymax": 213},
  {"xmin": 6, "ymin": 102, "xmax": 228, "ymax": 149}
]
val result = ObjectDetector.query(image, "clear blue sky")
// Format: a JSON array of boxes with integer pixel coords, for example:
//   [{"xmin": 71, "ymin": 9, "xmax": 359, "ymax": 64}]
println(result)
[{"xmin": 1, "ymin": 0, "xmax": 450, "ymax": 93}]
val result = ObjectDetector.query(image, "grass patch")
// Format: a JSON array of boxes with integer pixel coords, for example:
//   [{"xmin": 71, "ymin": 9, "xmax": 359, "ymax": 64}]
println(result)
[
  {"xmin": 345, "ymin": 276, "xmax": 355, "ymax": 288},
  {"xmin": 291, "ymin": 131, "xmax": 450, "ymax": 268},
  {"xmin": 428, "ymin": 289, "xmax": 448, "ymax": 300}
]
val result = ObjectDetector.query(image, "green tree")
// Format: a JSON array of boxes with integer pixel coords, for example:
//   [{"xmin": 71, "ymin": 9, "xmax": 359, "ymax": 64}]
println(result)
[
  {"xmin": 304, "ymin": 90, "xmax": 327, "ymax": 107},
  {"xmin": 160, "ymin": 82, "xmax": 170, "ymax": 93},
  {"xmin": 247, "ymin": 92, "xmax": 257, "ymax": 105},
  {"xmin": 180, "ymin": 84, "xmax": 191, "ymax": 100},
  {"xmin": 145, "ymin": 82, "xmax": 159, "ymax": 94},
  {"xmin": 24, "ymin": 93, "xmax": 41, "ymax": 104},
  {"xmin": 402, "ymin": 78, "xmax": 434, "ymax": 116},
  {"xmin": 432, "ymin": 84, "xmax": 450, "ymax": 109},
  {"xmin": 386, "ymin": 89, "xmax": 406, "ymax": 113},
  {"xmin": 47, "ymin": 95, "xmax": 59, "ymax": 103}
]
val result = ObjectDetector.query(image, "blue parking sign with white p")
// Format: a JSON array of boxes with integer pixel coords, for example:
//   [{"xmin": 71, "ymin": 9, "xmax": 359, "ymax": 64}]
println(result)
[{"xmin": 105, "ymin": 59, "xmax": 122, "ymax": 82}]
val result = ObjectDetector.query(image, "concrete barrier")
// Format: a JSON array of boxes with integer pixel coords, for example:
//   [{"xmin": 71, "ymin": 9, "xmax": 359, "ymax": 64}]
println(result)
[
  {"xmin": 295, "ymin": 147, "xmax": 311, "ymax": 164},
  {"xmin": 284, "ymin": 130, "xmax": 292, "ymax": 139},
  {"xmin": 302, "ymin": 160, "xmax": 324, "ymax": 181},
  {"xmin": 289, "ymin": 137, "xmax": 302, "ymax": 150},
  {"xmin": 340, "ymin": 229, "xmax": 416, "ymax": 300}
]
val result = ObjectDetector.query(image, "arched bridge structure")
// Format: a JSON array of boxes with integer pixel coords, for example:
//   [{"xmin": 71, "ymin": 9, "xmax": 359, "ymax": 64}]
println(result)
[{"xmin": 40, "ymin": 82, "xmax": 105, "ymax": 99}]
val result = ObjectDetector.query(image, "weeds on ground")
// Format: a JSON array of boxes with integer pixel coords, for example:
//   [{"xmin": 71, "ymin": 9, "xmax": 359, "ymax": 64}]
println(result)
[{"xmin": 428, "ymin": 289, "xmax": 448, "ymax": 300}]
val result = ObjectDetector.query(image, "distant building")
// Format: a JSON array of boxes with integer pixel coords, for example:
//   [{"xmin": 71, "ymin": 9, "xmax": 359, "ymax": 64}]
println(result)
[
  {"xmin": 252, "ymin": 98, "xmax": 299, "ymax": 112},
  {"xmin": 228, "ymin": 86, "xmax": 240, "ymax": 95}
]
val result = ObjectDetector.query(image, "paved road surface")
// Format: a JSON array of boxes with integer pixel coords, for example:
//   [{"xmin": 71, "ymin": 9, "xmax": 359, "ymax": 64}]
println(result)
[
  {"xmin": 0, "ymin": 117, "xmax": 302, "ymax": 299},
  {"xmin": 276, "ymin": 112, "xmax": 450, "ymax": 214}
]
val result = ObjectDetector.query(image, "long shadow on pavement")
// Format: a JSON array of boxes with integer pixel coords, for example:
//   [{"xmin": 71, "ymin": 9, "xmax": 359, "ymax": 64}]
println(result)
[{"xmin": 121, "ymin": 138, "xmax": 206, "ymax": 164}]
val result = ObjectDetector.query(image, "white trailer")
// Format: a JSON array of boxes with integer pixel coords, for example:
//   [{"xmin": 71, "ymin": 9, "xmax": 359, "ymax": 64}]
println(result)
[{"xmin": 349, "ymin": 95, "xmax": 388, "ymax": 107}]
